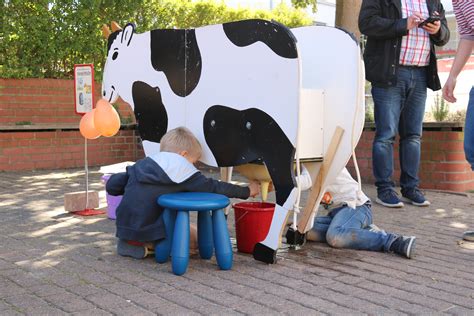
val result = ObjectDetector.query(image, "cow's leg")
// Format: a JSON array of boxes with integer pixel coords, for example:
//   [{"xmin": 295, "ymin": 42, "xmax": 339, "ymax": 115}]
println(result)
[
  {"xmin": 253, "ymin": 149, "xmax": 296, "ymax": 264},
  {"xmin": 203, "ymin": 106, "xmax": 296, "ymax": 264}
]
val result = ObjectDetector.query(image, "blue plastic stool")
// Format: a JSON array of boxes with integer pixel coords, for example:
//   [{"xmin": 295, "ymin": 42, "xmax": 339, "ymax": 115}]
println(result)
[{"xmin": 155, "ymin": 192, "xmax": 232, "ymax": 275}]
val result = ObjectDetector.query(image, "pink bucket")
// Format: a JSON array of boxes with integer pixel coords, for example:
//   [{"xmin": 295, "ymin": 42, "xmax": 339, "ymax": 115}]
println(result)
[{"xmin": 101, "ymin": 175, "xmax": 122, "ymax": 220}]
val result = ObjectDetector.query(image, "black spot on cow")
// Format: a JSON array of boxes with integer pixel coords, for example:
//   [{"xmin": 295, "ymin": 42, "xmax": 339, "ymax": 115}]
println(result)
[
  {"xmin": 203, "ymin": 105, "xmax": 295, "ymax": 206},
  {"xmin": 223, "ymin": 19, "xmax": 298, "ymax": 59},
  {"xmin": 150, "ymin": 29, "xmax": 202, "ymax": 97},
  {"xmin": 132, "ymin": 81, "xmax": 168, "ymax": 143}
]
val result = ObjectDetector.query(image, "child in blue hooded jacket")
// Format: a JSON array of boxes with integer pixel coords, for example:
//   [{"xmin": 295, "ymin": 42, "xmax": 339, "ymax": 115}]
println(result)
[{"xmin": 107, "ymin": 127, "xmax": 259, "ymax": 258}]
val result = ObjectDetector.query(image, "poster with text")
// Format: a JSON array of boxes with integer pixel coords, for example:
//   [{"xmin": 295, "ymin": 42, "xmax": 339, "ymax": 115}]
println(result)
[{"xmin": 74, "ymin": 64, "xmax": 95, "ymax": 115}]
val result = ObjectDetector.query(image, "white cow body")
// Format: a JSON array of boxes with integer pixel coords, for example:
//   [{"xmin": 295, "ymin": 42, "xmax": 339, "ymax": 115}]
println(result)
[{"xmin": 102, "ymin": 20, "xmax": 365, "ymax": 264}]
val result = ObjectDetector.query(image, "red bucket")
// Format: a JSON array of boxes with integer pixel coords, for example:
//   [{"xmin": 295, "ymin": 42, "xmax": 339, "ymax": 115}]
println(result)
[{"xmin": 233, "ymin": 202, "xmax": 275, "ymax": 253}]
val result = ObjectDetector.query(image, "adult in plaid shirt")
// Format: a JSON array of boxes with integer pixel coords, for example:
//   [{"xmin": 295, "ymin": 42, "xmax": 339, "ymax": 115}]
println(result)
[
  {"xmin": 442, "ymin": 0, "xmax": 474, "ymax": 243},
  {"xmin": 359, "ymin": 0, "xmax": 449, "ymax": 208}
]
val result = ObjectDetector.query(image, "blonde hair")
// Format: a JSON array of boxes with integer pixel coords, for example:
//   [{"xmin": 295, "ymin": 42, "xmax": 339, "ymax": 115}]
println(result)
[{"xmin": 160, "ymin": 127, "xmax": 202, "ymax": 159}]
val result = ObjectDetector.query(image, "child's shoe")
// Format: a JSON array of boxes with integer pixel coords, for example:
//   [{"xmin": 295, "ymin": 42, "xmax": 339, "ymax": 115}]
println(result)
[
  {"xmin": 117, "ymin": 239, "xmax": 147, "ymax": 259},
  {"xmin": 463, "ymin": 231, "xmax": 474, "ymax": 242},
  {"xmin": 390, "ymin": 235, "xmax": 416, "ymax": 259}
]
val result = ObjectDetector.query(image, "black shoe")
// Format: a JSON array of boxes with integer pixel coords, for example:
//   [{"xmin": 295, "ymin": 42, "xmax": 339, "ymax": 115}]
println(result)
[{"xmin": 390, "ymin": 236, "xmax": 416, "ymax": 259}]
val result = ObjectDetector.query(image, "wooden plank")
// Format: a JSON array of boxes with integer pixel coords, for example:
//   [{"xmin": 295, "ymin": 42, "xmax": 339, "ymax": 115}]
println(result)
[
  {"xmin": 297, "ymin": 126, "xmax": 344, "ymax": 233},
  {"xmin": 220, "ymin": 167, "xmax": 233, "ymax": 215}
]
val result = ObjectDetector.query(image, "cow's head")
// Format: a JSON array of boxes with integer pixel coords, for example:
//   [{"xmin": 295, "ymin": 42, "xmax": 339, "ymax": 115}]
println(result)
[{"xmin": 101, "ymin": 22, "xmax": 136, "ymax": 104}]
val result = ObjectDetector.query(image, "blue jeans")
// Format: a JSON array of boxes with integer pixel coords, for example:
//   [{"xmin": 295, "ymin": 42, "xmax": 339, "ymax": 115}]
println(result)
[
  {"xmin": 310, "ymin": 204, "xmax": 395, "ymax": 252},
  {"xmin": 464, "ymin": 87, "xmax": 474, "ymax": 171},
  {"xmin": 371, "ymin": 66, "xmax": 428, "ymax": 193}
]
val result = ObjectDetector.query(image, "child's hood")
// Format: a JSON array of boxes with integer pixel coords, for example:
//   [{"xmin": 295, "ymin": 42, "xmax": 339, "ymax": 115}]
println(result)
[{"xmin": 134, "ymin": 152, "xmax": 199, "ymax": 184}]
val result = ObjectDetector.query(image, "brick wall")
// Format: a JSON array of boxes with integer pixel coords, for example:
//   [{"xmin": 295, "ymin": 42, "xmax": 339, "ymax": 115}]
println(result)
[
  {"xmin": 0, "ymin": 78, "xmax": 134, "ymax": 126},
  {"xmin": 0, "ymin": 78, "xmax": 144, "ymax": 171},
  {"xmin": 0, "ymin": 129, "xmax": 145, "ymax": 171},
  {"xmin": 347, "ymin": 129, "xmax": 474, "ymax": 192}
]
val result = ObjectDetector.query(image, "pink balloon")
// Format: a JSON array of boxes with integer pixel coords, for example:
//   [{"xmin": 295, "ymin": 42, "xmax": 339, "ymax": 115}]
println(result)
[
  {"xmin": 79, "ymin": 109, "xmax": 101, "ymax": 139},
  {"xmin": 94, "ymin": 99, "xmax": 121, "ymax": 137}
]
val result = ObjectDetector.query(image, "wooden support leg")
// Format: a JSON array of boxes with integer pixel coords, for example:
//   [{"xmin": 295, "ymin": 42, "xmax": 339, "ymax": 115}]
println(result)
[
  {"xmin": 220, "ymin": 167, "xmax": 233, "ymax": 215},
  {"xmin": 297, "ymin": 126, "xmax": 345, "ymax": 234}
]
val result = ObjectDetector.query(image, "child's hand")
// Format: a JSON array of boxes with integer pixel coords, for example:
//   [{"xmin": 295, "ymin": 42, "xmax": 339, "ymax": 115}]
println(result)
[{"xmin": 248, "ymin": 181, "xmax": 260, "ymax": 197}]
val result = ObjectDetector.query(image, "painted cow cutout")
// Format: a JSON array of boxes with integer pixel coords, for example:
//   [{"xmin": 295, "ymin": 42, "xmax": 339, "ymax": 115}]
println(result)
[{"xmin": 101, "ymin": 19, "xmax": 365, "ymax": 264}]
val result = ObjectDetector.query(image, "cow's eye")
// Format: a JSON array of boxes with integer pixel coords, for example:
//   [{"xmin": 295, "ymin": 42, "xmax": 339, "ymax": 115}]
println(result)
[{"xmin": 112, "ymin": 52, "xmax": 118, "ymax": 60}]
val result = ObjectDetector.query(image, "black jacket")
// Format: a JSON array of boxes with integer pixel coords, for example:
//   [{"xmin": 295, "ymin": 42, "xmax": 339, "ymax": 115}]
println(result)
[
  {"xmin": 358, "ymin": 0, "xmax": 450, "ymax": 90},
  {"xmin": 106, "ymin": 152, "xmax": 250, "ymax": 242}
]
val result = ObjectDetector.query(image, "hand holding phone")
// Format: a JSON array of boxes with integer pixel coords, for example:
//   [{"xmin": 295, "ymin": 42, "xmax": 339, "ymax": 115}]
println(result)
[{"xmin": 418, "ymin": 16, "xmax": 441, "ymax": 27}]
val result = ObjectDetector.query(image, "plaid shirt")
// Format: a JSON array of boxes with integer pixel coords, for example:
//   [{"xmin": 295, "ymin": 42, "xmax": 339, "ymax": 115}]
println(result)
[
  {"xmin": 399, "ymin": 0, "xmax": 431, "ymax": 66},
  {"xmin": 453, "ymin": 0, "xmax": 474, "ymax": 41}
]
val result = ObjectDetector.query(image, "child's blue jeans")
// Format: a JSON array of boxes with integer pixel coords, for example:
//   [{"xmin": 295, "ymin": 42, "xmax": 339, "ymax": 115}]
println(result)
[{"xmin": 310, "ymin": 204, "xmax": 396, "ymax": 252}]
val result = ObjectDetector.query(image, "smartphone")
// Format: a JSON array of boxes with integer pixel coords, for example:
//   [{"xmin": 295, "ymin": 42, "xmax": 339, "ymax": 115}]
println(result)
[{"xmin": 418, "ymin": 16, "xmax": 441, "ymax": 27}]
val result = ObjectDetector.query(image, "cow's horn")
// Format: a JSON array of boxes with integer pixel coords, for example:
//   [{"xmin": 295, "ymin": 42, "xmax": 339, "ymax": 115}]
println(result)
[
  {"xmin": 102, "ymin": 24, "xmax": 111, "ymax": 39},
  {"xmin": 111, "ymin": 21, "xmax": 122, "ymax": 32}
]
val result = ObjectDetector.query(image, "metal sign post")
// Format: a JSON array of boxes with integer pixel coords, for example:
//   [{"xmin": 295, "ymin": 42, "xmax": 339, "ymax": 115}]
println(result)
[{"xmin": 74, "ymin": 64, "xmax": 95, "ymax": 212}]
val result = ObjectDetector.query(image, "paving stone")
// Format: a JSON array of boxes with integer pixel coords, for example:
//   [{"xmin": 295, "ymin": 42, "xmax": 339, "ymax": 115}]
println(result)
[
  {"xmin": 5, "ymin": 294, "xmax": 50, "ymax": 310},
  {"xmin": 84, "ymin": 293, "xmax": 132, "ymax": 310},
  {"xmin": 24, "ymin": 306, "xmax": 68, "ymax": 316},
  {"xmin": 126, "ymin": 292, "xmax": 176, "ymax": 310},
  {"xmin": 66, "ymin": 284, "xmax": 104, "ymax": 297},
  {"xmin": 113, "ymin": 305, "xmax": 157, "ymax": 316},
  {"xmin": 193, "ymin": 303, "xmax": 243, "ymax": 315},
  {"xmin": 0, "ymin": 279, "xmax": 27, "ymax": 298},
  {"xmin": 43, "ymin": 293, "xmax": 97, "ymax": 313},
  {"xmin": 71, "ymin": 308, "xmax": 113, "ymax": 316},
  {"xmin": 97, "ymin": 282, "xmax": 143, "ymax": 297},
  {"xmin": 443, "ymin": 305, "xmax": 474, "ymax": 315},
  {"xmin": 28, "ymin": 284, "xmax": 68, "ymax": 298}
]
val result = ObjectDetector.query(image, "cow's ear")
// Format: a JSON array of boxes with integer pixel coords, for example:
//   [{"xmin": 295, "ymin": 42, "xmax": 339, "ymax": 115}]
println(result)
[{"xmin": 121, "ymin": 23, "xmax": 135, "ymax": 46}]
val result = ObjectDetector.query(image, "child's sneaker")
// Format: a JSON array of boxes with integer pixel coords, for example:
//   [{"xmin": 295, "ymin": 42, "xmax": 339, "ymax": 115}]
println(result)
[
  {"xmin": 390, "ymin": 235, "xmax": 416, "ymax": 259},
  {"xmin": 401, "ymin": 188, "xmax": 430, "ymax": 206},
  {"xmin": 375, "ymin": 190, "xmax": 404, "ymax": 208},
  {"xmin": 463, "ymin": 231, "xmax": 474, "ymax": 242},
  {"xmin": 117, "ymin": 239, "xmax": 147, "ymax": 259}
]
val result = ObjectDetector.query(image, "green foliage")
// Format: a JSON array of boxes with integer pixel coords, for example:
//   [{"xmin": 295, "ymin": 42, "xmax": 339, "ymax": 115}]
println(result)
[
  {"xmin": 1, "ymin": 0, "xmax": 312, "ymax": 80},
  {"xmin": 431, "ymin": 93, "xmax": 450, "ymax": 122},
  {"xmin": 365, "ymin": 81, "xmax": 374, "ymax": 123},
  {"xmin": 447, "ymin": 109, "xmax": 466, "ymax": 123},
  {"xmin": 365, "ymin": 101, "xmax": 374, "ymax": 123},
  {"xmin": 291, "ymin": 0, "xmax": 317, "ymax": 13}
]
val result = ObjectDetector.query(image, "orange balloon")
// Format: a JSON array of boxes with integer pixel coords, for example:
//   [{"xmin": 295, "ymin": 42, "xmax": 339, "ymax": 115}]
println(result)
[
  {"xmin": 94, "ymin": 99, "xmax": 120, "ymax": 137},
  {"xmin": 79, "ymin": 110, "xmax": 101, "ymax": 139}
]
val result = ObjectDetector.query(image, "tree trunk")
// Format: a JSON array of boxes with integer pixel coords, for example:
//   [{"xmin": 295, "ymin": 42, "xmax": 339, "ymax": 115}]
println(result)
[{"xmin": 335, "ymin": 0, "xmax": 362, "ymax": 42}]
